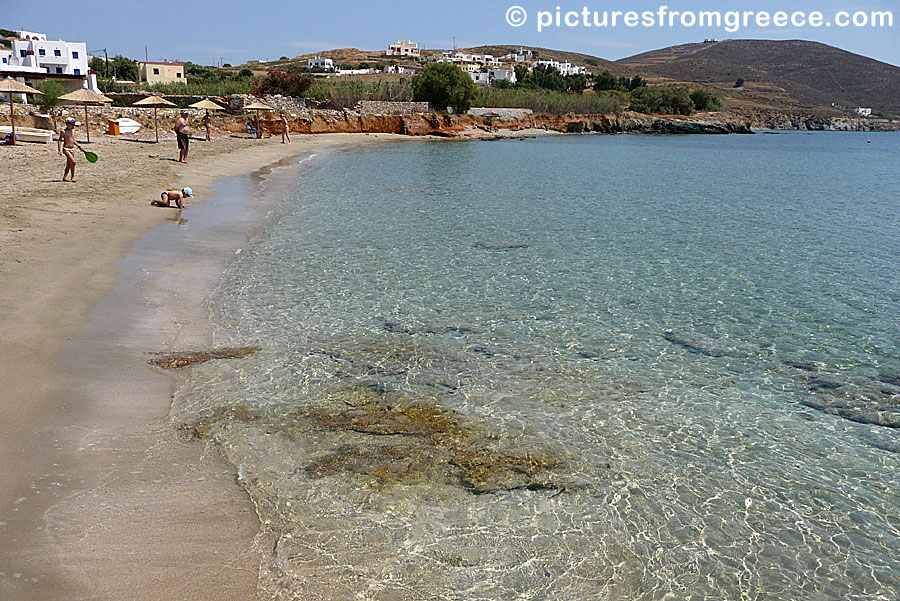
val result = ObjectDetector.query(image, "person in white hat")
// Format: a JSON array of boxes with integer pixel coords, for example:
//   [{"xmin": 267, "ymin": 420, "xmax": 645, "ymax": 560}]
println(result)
[
  {"xmin": 152, "ymin": 187, "xmax": 193, "ymax": 209},
  {"xmin": 174, "ymin": 109, "xmax": 192, "ymax": 163},
  {"xmin": 57, "ymin": 117, "xmax": 84, "ymax": 182}
]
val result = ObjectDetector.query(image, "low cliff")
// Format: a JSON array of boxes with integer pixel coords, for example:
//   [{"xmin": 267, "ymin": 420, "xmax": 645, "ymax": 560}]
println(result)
[
  {"xmin": 732, "ymin": 108, "xmax": 900, "ymax": 131},
  {"xmin": 249, "ymin": 110, "xmax": 753, "ymax": 138}
]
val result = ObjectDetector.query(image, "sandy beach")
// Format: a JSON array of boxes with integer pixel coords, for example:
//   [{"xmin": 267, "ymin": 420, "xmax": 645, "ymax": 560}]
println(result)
[{"xmin": 0, "ymin": 126, "xmax": 401, "ymax": 600}]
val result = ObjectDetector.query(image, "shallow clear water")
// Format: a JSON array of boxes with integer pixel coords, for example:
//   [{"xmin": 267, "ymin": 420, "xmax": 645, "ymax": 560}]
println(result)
[{"xmin": 176, "ymin": 132, "xmax": 900, "ymax": 600}]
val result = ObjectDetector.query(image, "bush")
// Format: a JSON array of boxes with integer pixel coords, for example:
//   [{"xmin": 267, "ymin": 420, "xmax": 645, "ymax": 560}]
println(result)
[
  {"xmin": 110, "ymin": 55, "xmax": 139, "ymax": 82},
  {"xmin": 690, "ymin": 88, "xmax": 722, "ymax": 112},
  {"xmin": 412, "ymin": 63, "xmax": 477, "ymax": 113},
  {"xmin": 138, "ymin": 78, "xmax": 252, "ymax": 96},
  {"xmin": 629, "ymin": 85, "xmax": 695, "ymax": 115},
  {"xmin": 593, "ymin": 71, "xmax": 647, "ymax": 92},
  {"xmin": 35, "ymin": 80, "xmax": 65, "ymax": 115},
  {"xmin": 251, "ymin": 70, "xmax": 313, "ymax": 97},
  {"xmin": 474, "ymin": 87, "xmax": 626, "ymax": 115},
  {"xmin": 306, "ymin": 78, "xmax": 413, "ymax": 110}
]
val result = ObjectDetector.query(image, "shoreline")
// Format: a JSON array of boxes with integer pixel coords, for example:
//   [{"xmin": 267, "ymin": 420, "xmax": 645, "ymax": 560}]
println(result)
[{"xmin": 0, "ymin": 131, "xmax": 404, "ymax": 600}]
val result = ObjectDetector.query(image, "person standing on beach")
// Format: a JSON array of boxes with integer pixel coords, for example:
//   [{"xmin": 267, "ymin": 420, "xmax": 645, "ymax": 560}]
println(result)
[
  {"xmin": 202, "ymin": 110, "xmax": 211, "ymax": 141},
  {"xmin": 57, "ymin": 118, "xmax": 83, "ymax": 182},
  {"xmin": 280, "ymin": 113, "xmax": 291, "ymax": 144},
  {"xmin": 174, "ymin": 109, "xmax": 191, "ymax": 163}
]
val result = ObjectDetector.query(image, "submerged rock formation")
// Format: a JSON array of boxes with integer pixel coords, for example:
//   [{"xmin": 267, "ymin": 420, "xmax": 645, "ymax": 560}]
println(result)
[
  {"xmin": 182, "ymin": 384, "xmax": 570, "ymax": 495},
  {"xmin": 149, "ymin": 346, "xmax": 260, "ymax": 369}
]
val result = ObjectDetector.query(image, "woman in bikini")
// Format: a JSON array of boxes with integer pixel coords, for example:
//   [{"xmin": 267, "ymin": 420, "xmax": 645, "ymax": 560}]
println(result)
[
  {"xmin": 202, "ymin": 110, "xmax": 211, "ymax": 141},
  {"xmin": 58, "ymin": 118, "xmax": 83, "ymax": 182}
]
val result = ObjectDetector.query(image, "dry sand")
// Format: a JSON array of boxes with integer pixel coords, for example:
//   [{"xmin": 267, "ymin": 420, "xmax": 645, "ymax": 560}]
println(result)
[{"xmin": 0, "ymin": 126, "xmax": 402, "ymax": 600}]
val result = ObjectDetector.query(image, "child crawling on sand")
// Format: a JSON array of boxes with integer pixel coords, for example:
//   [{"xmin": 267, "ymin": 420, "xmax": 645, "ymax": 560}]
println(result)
[{"xmin": 152, "ymin": 187, "xmax": 193, "ymax": 209}]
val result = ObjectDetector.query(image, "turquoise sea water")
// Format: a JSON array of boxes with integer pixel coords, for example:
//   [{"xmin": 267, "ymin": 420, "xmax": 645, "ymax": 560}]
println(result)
[{"xmin": 176, "ymin": 132, "xmax": 900, "ymax": 600}]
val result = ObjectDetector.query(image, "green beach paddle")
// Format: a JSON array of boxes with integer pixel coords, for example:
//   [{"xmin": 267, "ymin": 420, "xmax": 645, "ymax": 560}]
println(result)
[{"xmin": 82, "ymin": 149, "xmax": 98, "ymax": 163}]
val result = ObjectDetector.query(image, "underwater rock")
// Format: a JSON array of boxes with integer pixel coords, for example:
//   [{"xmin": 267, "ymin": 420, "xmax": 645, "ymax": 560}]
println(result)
[
  {"xmin": 149, "ymin": 346, "xmax": 260, "ymax": 369},
  {"xmin": 473, "ymin": 242, "xmax": 529, "ymax": 251},
  {"xmin": 661, "ymin": 332, "xmax": 749, "ymax": 358},
  {"xmin": 806, "ymin": 379, "xmax": 843, "ymax": 391},
  {"xmin": 800, "ymin": 378, "xmax": 900, "ymax": 429},
  {"xmin": 182, "ymin": 385, "xmax": 570, "ymax": 495},
  {"xmin": 784, "ymin": 361, "xmax": 818, "ymax": 372},
  {"xmin": 877, "ymin": 374, "xmax": 900, "ymax": 388}
]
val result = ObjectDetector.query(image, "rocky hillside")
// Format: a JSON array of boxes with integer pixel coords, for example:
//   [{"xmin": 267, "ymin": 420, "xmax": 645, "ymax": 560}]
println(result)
[{"xmin": 617, "ymin": 39, "xmax": 900, "ymax": 116}]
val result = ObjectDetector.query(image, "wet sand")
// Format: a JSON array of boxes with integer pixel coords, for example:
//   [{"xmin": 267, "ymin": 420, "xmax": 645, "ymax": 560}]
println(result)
[{"xmin": 0, "ymin": 129, "xmax": 402, "ymax": 600}]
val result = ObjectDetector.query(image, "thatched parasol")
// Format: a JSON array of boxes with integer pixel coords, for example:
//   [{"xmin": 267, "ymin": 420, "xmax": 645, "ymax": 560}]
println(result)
[
  {"xmin": 189, "ymin": 98, "xmax": 225, "ymax": 111},
  {"xmin": 243, "ymin": 101, "xmax": 274, "ymax": 138},
  {"xmin": 133, "ymin": 95, "xmax": 176, "ymax": 142},
  {"xmin": 59, "ymin": 88, "xmax": 113, "ymax": 143},
  {"xmin": 1, "ymin": 78, "xmax": 43, "ymax": 146}
]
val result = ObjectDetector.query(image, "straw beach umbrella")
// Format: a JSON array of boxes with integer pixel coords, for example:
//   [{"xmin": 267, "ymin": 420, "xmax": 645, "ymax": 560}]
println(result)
[
  {"xmin": 188, "ymin": 98, "xmax": 225, "ymax": 111},
  {"xmin": 243, "ymin": 100, "xmax": 274, "ymax": 138},
  {"xmin": 133, "ymin": 94, "xmax": 176, "ymax": 142},
  {"xmin": 0, "ymin": 78, "xmax": 43, "ymax": 146},
  {"xmin": 59, "ymin": 88, "xmax": 113, "ymax": 143}
]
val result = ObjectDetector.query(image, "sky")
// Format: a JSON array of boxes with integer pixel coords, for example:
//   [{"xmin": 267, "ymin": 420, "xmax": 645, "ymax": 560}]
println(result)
[{"xmin": 5, "ymin": 0, "xmax": 898, "ymax": 67}]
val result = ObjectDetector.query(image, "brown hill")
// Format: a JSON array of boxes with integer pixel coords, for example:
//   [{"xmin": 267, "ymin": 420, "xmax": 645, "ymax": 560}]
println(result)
[
  {"xmin": 243, "ymin": 45, "xmax": 628, "ymax": 76},
  {"xmin": 617, "ymin": 39, "xmax": 900, "ymax": 115}
]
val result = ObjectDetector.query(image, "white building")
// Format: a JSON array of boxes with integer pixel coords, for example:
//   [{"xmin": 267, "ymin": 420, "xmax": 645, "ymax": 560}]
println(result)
[
  {"xmin": 387, "ymin": 40, "xmax": 420, "ymax": 57},
  {"xmin": 469, "ymin": 68, "xmax": 517, "ymax": 86},
  {"xmin": 384, "ymin": 64, "xmax": 419, "ymax": 74},
  {"xmin": 307, "ymin": 57, "xmax": 334, "ymax": 71},
  {"xmin": 502, "ymin": 48, "xmax": 534, "ymax": 63},
  {"xmin": 856, "ymin": 107, "xmax": 873, "ymax": 117},
  {"xmin": 489, "ymin": 68, "xmax": 516, "ymax": 84},
  {"xmin": 0, "ymin": 31, "xmax": 96, "ymax": 98},
  {"xmin": 0, "ymin": 31, "xmax": 88, "ymax": 77},
  {"xmin": 336, "ymin": 68, "xmax": 376, "ymax": 76},
  {"xmin": 531, "ymin": 59, "xmax": 587, "ymax": 76}
]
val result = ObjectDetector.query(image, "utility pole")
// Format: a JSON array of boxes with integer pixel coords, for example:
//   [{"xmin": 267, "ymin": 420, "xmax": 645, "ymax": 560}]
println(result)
[{"xmin": 104, "ymin": 48, "xmax": 108, "ymax": 78}]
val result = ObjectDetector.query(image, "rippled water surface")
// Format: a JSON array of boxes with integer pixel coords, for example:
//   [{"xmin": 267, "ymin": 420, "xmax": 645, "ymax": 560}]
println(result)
[{"xmin": 175, "ymin": 133, "xmax": 900, "ymax": 600}]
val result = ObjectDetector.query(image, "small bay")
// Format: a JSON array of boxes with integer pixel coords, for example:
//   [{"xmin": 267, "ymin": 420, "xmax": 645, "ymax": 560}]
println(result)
[{"xmin": 175, "ymin": 132, "xmax": 900, "ymax": 600}]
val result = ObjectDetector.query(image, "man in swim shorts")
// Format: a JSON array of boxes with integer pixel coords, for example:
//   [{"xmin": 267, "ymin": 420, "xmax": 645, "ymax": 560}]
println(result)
[
  {"xmin": 152, "ymin": 187, "xmax": 193, "ymax": 209},
  {"xmin": 174, "ymin": 109, "xmax": 191, "ymax": 163},
  {"xmin": 57, "ymin": 118, "xmax": 83, "ymax": 182}
]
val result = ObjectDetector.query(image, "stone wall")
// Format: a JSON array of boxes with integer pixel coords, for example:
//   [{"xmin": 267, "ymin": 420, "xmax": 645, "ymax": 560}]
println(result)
[
  {"xmin": 356, "ymin": 100, "xmax": 430, "ymax": 115},
  {"xmin": 468, "ymin": 108, "xmax": 534, "ymax": 121}
]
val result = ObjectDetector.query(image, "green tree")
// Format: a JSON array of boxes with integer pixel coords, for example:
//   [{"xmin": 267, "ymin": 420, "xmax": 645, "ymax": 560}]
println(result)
[
  {"xmin": 690, "ymin": 88, "xmax": 722, "ymax": 112},
  {"xmin": 513, "ymin": 64, "xmax": 529, "ymax": 85},
  {"xmin": 593, "ymin": 71, "xmax": 620, "ymax": 91},
  {"xmin": 411, "ymin": 62, "xmax": 477, "ymax": 113},
  {"xmin": 35, "ymin": 80, "xmax": 65, "ymax": 129},
  {"xmin": 629, "ymin": 85, "xmax": 695, "ymax": 115},
  {"xmin": 111, "ymin": 55, "xmax": 139, "ymax": 82},
  {"xmin": 238, "ymin": 68, "xmax": 254, "ymax": 78},
  {"xmin": 89, "ymin": 56, "xmax": 107, "ymax": 77},
  {"xmin": 530, "ymin": 64, "xmax": 566, "ymax": 92},
  {"xmin": 566, "ymin": 74, "xmax": 587, "ymax": 93}
]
